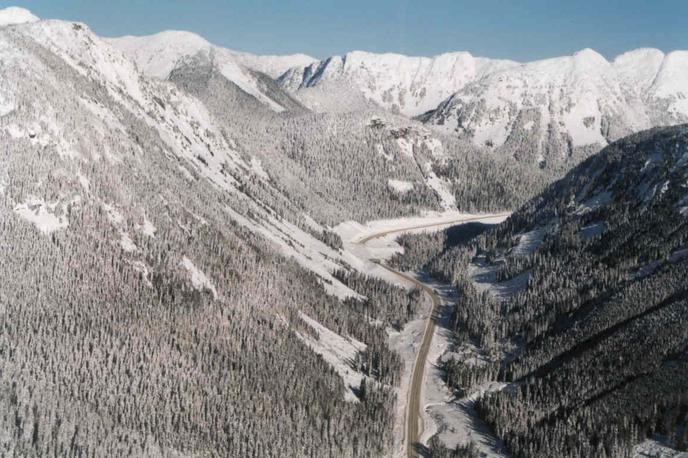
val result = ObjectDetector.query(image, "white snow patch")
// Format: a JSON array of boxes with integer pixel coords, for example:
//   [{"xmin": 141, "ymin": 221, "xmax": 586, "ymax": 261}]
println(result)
[
  {"xmin": 388, "ymin": 179, "xmax": 414, "ymax": 193},
  {"xmin": 512, "ymin": 227, "xmax": 547, "ymax": 256},
  {"xmin": 250, "ymin": 157, "xmax": 269, "ymax": 180},
  {"xmin": 223, "ymin": 205, "xmax": 360, "ymax": 299},
  {"xmin": 76, "ymin": 172, "xmax": 90, "ymax": 191},
  {"xmin": 130, "ymin": 261, "xmax": 153, "ymax": 288},
  {"xmin": 423, "ymin": 137, "xmax": 446, "ymax": 160},
  {"xmin": 177, "ymin": 164, "xmax": 195, "ymax": 181},
  {"xmin": 563, "ymin": 106, "xmax": 607, "ymax": 148},
  {"xmin": 4, "ymin": 124, "xmax": 23, "ymax": 139},
  {"xmin": 296, "ymin": 313, "xmax": 367, "ymax": 402},
  {"xmin": 469, "ymin": 256, "xmax": 530, "ymax": 301},
  {"xmin": 634, "ymin": 436, "xmax": 686, "ymax": 458},
  {"xmin": 13, "ymin": 197, "xmax": 68, "ymax": 234},
  {"xmin": 577, "ymin": 191, "xmax": 612, "ymax": 214},
  {"xmin": 180, "ymin": 256, "xmax": 217, "ymax": 299},
  {"xmin": 424, "ymin": 163, "xmax": 456, "ymax": 210},
  {"xmin": 376, "ymin": 143, "xmax": 393, "ymax": 161},
  {"xmin": 580, "ymin": 221, "xmax": 606, "ymax": 240},
  {"xmin": 140, "ymin": 216, "xmax": 156, "ymax": 237},
  {"xmin": 0, "ymin": 92, "xmax": 14, "ymax": 116},
  {"xmin": 102, "ymin": 203, "xmax": 124, "ymax": 225},
  {"xmin": 0, "ymin": 7, "xmax": 39, "ymax": 27},
  {"xmin": 120, "ymin": 232, "xmax": 137, "ymax": 252},
  {"xmin": 397, "ymin": 137, "xmax": 414, "ymax": 158},
  {"xmin": 300, "ymin": 212, "xmax": 323, "ymax": 232}
]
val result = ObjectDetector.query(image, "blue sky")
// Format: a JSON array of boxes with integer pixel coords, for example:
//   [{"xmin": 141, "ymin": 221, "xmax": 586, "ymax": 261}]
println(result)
[{"xmin": 12, "ymin": 0, "xmax": 688, "ymax": 61}]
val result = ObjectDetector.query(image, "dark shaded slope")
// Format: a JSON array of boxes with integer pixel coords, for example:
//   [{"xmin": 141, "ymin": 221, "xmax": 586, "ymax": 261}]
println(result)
[{"xmin": 427, "ymin": 125, "xmax": 688, "ymax": 457}]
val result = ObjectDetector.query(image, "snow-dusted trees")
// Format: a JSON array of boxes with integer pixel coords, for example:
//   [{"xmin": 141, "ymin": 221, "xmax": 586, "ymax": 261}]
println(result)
[
  {"xmin": 418, "ymin": 126, "xmax": 688, "ymax": 457},
  {"xmin": 169, "ymin": 60, "xmax": 572, "ymax": 227},
  {"xmin": 0, "ymin": 31, "xmax": 412, "ymax": 456}
]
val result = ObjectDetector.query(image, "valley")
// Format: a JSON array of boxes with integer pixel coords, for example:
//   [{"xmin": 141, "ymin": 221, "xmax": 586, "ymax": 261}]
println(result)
[
  {"xmin": 1, "ymin": 4, "xmax": 687, "ymax": 457},
  {"xmin": 345, "ymin": 212, "xmax": 509, "ymax": 456}
]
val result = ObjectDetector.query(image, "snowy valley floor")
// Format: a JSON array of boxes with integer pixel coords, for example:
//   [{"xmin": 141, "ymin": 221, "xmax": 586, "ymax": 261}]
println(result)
[{"xmin": 334, "ymin": 211, "xmax": 510, "ymax": 457}]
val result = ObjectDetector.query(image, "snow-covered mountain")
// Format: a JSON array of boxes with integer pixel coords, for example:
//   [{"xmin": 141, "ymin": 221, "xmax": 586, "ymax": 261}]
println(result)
[
  {"xmin": 107, "ymin": 31, "xmax": 310, "ymax": 112},
  {"xmin": 279, "ymin": 47, "xmax": 688, "ymax": 169},
  {"xmin": 0, "ymin": 6, "xmax": 38, "ymax": 26},
  {"xmin": 4, "ymin": 5, "xmax": 687, "ymax": 457},
  {"xmin": 0, "ymin": 9, "xmax": 496, "ymax": 299},
  {"xmin": 278, "ymin": 50, "xmax": 518, "ymax": 116},
  {"xmin": 0, "ymin": 9, "xmax": 422, "ymax": 456},
  {"xmin": 0, "ymin": 12, "xmax": 364, "ymax": 296},
  {"xmin": 421, "ymin": 48, "xmax": 688, "ymax": 165}
]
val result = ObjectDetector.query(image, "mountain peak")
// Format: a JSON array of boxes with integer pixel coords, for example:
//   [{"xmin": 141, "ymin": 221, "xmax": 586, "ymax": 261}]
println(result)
[
  {"xmin": 572, "ymin": 47, "xmax": 609, "ymax": 66},
  {"xmin": 0, "ymin": 6, "xmax": 39, "ymax": 26}
]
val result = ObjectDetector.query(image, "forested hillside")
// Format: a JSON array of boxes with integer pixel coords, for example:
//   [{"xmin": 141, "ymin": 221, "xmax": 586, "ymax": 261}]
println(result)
[
  {"xmin": 423, "ymin": 125, "xmax": 688, "ymax": 457},
  {"xmin": 0, "ymin": 16, "xmax": 426, "ymax": 457},
  {"xmin": 167, "ymin": 57, "xmax": 560, "ymax": 224}
]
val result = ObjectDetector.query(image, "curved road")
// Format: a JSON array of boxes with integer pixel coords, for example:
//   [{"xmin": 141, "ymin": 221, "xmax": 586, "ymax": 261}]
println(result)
[{"xmin": 355, "ymin": 213, "xmax": 510, "ymax": 458}]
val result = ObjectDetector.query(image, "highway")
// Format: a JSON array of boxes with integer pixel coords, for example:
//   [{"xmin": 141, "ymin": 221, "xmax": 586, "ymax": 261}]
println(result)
[{"xmin": 355, "ymin": 213, "xmax": 510, "ymax": 457}]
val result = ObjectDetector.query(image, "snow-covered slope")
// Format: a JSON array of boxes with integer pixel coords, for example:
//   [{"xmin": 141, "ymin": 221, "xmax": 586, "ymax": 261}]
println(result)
[
  {"xmin": 107, "ymin": 31, "xmax": 305, "ymax": 112},
  {"xmin": 0, "ymin": 6, "xmax": 38, "ymax": 27},
  {"xmin": 421, "ymin": 48, "xmax": 688, "ymax": 166},
  {"xmin": 278, "ymin": 50, "xmax": 518, "ymax": 116},
  {"xmin": 1, "ymin": 10, "xmax": 418, "ymax": 456},
  {"xmin": 230, "ymin": 50, "xmax": 317, "ymax": 79},
  {"xmin": 0, "ymin": 14, "xmax": 363, "ymax": 298}
]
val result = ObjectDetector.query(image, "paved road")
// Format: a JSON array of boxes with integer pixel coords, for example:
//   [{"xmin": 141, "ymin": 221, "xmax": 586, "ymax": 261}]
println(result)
[{"xmin": 356, "ymin": 213, "xmax": 510, "ymax": 458}]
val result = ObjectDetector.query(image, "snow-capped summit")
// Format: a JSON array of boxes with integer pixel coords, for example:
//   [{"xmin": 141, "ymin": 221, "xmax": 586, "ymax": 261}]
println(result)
[
  {"xmin": 107, "ymin": 31, "xmax": 313, "ymax": 112},
  {"xmin": 0, "ymin": 6, "xmax": 39, "ymax": 26},
  {"xmin": 278, "ymin": 50, "xmax": 519, "ymax": 116},
  {"xmin": 109, "ymin": 30, "xmax": 316, "ymax": 80},
  {"xmin": 278, "ymin": 45, "xmax": 688, "ymax": 168},
  {"xmin": 109, "ymin": 30, "xmax": 212, "ymax": 80},
  {"xmin": 420, "ymin": 47, "xmax": 688, "ymax": 167},
  {"xmin": 612, "ymin": 48, "xmax": 665, "ymax": 91},
  {"xmin": 572, "ymin": 48, "xmax": 609, "ymax": 67}
]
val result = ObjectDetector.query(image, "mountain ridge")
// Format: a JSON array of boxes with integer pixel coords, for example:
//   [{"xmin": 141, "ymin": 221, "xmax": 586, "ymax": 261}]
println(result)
[
  {"xmin": 107, "ymin": 30, "xmax": 317, "ymax": 79},
  {"xmin": 107, "ymin": 30, "xmax": 310, "ymax": 112}
]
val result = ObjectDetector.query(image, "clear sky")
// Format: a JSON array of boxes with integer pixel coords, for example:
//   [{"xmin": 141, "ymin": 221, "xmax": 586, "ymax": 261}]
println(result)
[{"xmin": 12, "ymin": 0, "xmax": 688, "ymax": 61}]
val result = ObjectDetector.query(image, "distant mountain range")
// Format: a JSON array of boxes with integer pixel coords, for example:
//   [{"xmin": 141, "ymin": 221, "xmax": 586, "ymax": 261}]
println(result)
[
  {"xmin": 102, "ymin": 27, "xmax": 688, "ymax": 171},
  {"xmin": 279, "ymin": 48, "xmax": 688, "ymax": 167}
]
